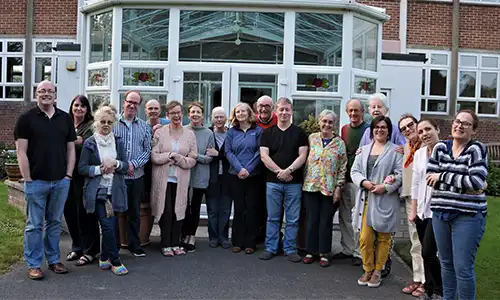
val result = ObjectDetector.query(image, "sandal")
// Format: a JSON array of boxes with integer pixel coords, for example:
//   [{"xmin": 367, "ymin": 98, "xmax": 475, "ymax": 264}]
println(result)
[
  {"xmin": 245, "ymin": 248, "xmax": 255, "ymax": 255},
  {"xmin": 411, "ymin": 284, "xmax": 425, "ymax": 297},
  {"xmin": 173, "ymin": 247, "xmax": 186, "ymax": 256},
  {"xmin": 319, "ymin": 255, "xmax": 331, "ymax": 268},
  {"xmin": 402, "ymin": 282, "xmax": 421, "ymax": 294},
  {"xmin": 161, "ymin": 247, "xmax": 174, "ymax": 257},
  {"xmin": 76, "ymin": 254, "xmax": 95, "ymax": 266},
  {"xmin": 303, "ymin": 254, "xmax": 314, "ymax": 264},
  {"xmin": 99, "ymin": 259, "xmax": 112, "ymax": 270},
  {"xmin": 111, "ymin": 264, "xmax": 129, "ymax": 276},
  {"xmin": 66, "ymin": 251, "xmax": 81, "ymax": 261}
]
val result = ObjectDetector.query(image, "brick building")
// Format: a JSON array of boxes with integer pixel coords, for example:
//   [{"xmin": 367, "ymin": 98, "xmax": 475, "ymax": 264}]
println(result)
[{"xmin": 0, "ymin": 0, "xmax": 499, "ymax": 147}]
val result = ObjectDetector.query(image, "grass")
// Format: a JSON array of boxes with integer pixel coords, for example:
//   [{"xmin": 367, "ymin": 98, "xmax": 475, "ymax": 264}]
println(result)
[
  {"xmin": 0, "ymin": 181, "xmax": 25, "ymax": 274},
  {"xmin": 394, "ymin": 196, "xmax": 500, "ymax": 300}
]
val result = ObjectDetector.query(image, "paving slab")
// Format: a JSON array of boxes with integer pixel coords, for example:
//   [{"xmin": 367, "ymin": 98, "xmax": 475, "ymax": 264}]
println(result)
[{"xmin": 0, "ymin": 230, "xmax": 413, "ymax": 300}]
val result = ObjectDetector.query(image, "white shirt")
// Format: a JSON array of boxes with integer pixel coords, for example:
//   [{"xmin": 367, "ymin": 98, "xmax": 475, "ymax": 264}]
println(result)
[{"xmin": 411, "ymin": 146, "xmax": 433, "ymax": 219}]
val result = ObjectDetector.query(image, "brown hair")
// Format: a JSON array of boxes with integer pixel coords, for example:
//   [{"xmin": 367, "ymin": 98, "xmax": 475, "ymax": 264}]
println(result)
[
  {"xmin": 165, "ymin": 100, "xmax": 183, "ymax": 114},
  {"xmin": 418, "ymin": 118, "xmax": 439, "ymax": 130},
  {"xmin": 398, "ymin": 113, "xmax": 418, "ymax": 131},
  {"xmin": 188, "ymin": 101, "xmax": 204, "ymax": 114},
  {"xmin": 124, "ymin": 90, "xmax": 142, "ymax": 104},
  {"xmin": 276, "ymin": 97, "xmax": 292, "ymax": 109},
  {"xmin": 456, "ymin": 109, "xmax": 479, "ymax": 130},
  {"xmin": 229, "ymin": 102, "xmax": 256, "ymax": 127}
]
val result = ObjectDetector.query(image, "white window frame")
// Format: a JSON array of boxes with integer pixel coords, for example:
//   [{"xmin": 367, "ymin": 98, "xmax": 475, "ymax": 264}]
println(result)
[
  {"xmin": 409, "ymin": 49, "xmax": 451, "ymax": 115},
  {"xmin": 0, "ymin": 38, "xmax": 25, "ymax": 101},
  {"xmin": 32, "ymin": 38, "xmax": 75, "ymax": 99},
  {"xmin": 457, "ymin": 52, "xmax": 500, "ymax": 117}
]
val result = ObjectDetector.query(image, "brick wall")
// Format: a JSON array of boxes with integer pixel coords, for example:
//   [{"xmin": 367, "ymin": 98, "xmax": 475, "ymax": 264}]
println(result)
[
  {"xmin": 407, "ymin": 1, "xmax": 453, "ymax": 48},
  {"xmin": 0, "ymin": 0, "xmax": 27, "ymax": 35},
  {"xmin": 34, "ymin": 0, "xmax": 78, "ymax": 35},
  {"xmin": 357, "ymin": 0, "xmax": 400, "ymax": 40},
  {"xmin": 423, "ymin": 116, "xmax": 500, "ymax": 144},
  {"xmin": 0, "ymin": 102, "xmax": 33, "ymax": 148},
  {"xmin": 459, "ymin": 5, "xmax": 500, "ymax": 51}
]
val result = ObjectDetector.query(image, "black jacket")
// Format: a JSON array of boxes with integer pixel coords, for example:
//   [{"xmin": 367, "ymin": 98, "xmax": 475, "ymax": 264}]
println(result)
[{"xmin": 208, "ymin": 127, "xmax": 230, "ymax": 185}]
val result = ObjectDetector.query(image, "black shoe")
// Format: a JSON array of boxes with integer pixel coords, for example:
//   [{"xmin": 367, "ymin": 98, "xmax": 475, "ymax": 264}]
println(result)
[
  {"xmin": 185, "ymin": 243, "xmax": 196, "ymax": 253},
  {"xmin": 286, "ymin": 253, "xmax": 301, "ymax": 263},
  {"xmin": 259, "ymin": 251, "xmax": 275, "ymax": 260},
  {"xmin": 352, "ymin": 257, "xmax": 362, "ymax": 266},
  {"xmin": 131, "ymin": 248, "xmax": 146, "ymax": 257},
  {"xmin": 333, "ymin": 252, "xmax": 353, "ymax": 259},
  {"xmin": 209, "ymin": 240, "xmax": 218, "ymax": 248},
  {"xmin": 381, "ymin": 257, "xmax": 392, "ymax": 278},
  {"xmin": 221, "ymin": 241, "xmax": 231, "ymax": 249}
]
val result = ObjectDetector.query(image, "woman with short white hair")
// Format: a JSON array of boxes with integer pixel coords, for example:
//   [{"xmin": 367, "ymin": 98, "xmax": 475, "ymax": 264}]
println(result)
[
  {"xmin": 302, "ymin": 110, "xmax": 347, "ymax": 267},
  {"xmin": 79, "ymin": 104, "xmax": 129, "ymax": 276}
]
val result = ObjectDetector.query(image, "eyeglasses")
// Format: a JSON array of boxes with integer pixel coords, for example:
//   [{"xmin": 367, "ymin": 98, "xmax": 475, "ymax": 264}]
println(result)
[
  {"xmin": 124, "ymin": 99, "xmax": 140, "ymax": 106},
  {"xmin": 37, "ymin": 89, "xmax": 55, "ymax": 95},
  {"xmin": 453, "ymin": 119, "xmax": 472, "ymax": 129},
  {"xmin": 399, "ymin": 121, "xmax": 415, "ymax": 132},
  {"xmin": 100, "ymin": 120, "xmax": 114, "ymax": 125}
]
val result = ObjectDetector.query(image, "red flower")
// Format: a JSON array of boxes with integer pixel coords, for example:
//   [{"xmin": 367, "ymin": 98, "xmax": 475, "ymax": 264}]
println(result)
[
  {"xmin": 138, "ymin": 73, "xmax": 150, "ymax": 81},
  {"xmin": 361, "ymin": 82, "xmax": 368, "ymax": 90},
  {"xmin": 312, "ymin": 78, "xmax": 323, "ymax": 88}
]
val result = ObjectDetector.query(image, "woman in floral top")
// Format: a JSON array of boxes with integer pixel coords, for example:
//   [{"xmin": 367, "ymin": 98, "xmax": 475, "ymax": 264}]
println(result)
[{"xmin": 302, "ymin": 109, "xmax": 347, "ymax": 267}]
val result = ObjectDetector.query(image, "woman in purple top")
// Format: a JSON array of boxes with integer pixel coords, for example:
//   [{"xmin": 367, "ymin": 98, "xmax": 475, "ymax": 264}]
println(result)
[{"xmin": 225, "ymin": 102, "xmax": 263, "ymax": 254}]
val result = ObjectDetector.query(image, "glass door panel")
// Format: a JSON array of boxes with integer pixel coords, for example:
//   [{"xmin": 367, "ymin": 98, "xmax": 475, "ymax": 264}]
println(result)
[{"xmin": 182, "ymin": 72, "xmax": 222, "ymax": 125}]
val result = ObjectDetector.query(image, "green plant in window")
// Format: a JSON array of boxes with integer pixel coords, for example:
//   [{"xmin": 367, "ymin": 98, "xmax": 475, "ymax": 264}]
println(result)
[{"xmin": 298, "ymin": 114, "xmax": 319, "ymax": 136}]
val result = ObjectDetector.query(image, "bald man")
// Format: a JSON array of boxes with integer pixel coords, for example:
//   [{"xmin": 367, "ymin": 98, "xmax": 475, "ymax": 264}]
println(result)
[
  {"xmin": 145, "ymin": 99, "xmax": 170, "ymax": 134},
  {"xmin": 256, "ymin": 95, "xmax": 277, "ymax": 129}
]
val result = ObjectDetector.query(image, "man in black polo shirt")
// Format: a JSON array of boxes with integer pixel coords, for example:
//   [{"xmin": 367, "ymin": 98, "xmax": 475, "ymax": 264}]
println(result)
[
  {"xmin": 259, "ymin": 97, "xmax": 309, "ymax": 262},
  {"xmin": 14, "ymin": 80, "xmax": 76, "ymax": 280}
]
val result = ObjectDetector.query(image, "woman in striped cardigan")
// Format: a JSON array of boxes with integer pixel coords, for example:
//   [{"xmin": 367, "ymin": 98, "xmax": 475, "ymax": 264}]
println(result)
[{"xmin": 426, "ymin": 110, "xmax": 488, "ymax": 300}]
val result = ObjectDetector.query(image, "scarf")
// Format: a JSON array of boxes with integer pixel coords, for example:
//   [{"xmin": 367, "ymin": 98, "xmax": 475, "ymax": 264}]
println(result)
[
  {"xmin": 404, "ymin": 139, "xmax": 422, "ymax": 169},
  {"xmin": 93, "ymin": 132, "xmax": 117, "ymax": 186}
]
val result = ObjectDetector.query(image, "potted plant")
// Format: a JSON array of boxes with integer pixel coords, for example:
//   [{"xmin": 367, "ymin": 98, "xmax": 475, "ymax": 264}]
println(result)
[{"xmin": 2, "ymin": 149, "xmax": 22, "ymax": 181}]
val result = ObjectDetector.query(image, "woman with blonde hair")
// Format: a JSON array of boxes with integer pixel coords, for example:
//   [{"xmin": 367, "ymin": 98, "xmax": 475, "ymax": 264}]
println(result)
[
  {"xmin": 225, "ymin": 102, "xmax": 263, "ymax": 254},
  {"xmin": 302, "ymin": 110, "xmax": 347, "ymax": 267},
  {"xmin": 78, "ymin": 104, "xmax": 129, "ymax": 275},
  {"xmin": 150, "ymin": 101, "xmax": 198, "ymax": 257}
]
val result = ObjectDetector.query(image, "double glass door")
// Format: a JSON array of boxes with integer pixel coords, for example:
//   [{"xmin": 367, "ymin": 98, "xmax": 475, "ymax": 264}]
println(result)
[{"xmin": 176, "ymin": 64, "xmax": 285, "ymax": 125}]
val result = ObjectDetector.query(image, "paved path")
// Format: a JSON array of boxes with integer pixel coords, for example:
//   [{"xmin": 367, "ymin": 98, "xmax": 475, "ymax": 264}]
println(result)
[{"xmin": 0, "ymin": 230, "xmax": 413, "ymax": 300}]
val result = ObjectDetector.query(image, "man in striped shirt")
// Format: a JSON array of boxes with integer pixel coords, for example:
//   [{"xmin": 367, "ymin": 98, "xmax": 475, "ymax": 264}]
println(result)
[{"xmin": 113, "ymin": 90, "xmax": 152, "ymax": 257}]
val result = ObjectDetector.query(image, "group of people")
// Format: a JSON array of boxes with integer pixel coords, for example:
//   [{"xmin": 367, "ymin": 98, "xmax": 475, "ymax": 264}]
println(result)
[{"xmin": 15, "ymin": 80, "xmax": 488, "ymax": 300}]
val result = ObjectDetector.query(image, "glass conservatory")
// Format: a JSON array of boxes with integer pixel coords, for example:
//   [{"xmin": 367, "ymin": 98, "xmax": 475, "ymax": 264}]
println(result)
[{"xmin": 81, "ymin": 0, "xmax": 388, "ymax": 126}]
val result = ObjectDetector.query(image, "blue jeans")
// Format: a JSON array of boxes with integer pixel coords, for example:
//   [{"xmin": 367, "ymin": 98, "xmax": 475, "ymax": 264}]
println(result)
[
  {"xmin": 24, "ymin": 179, "xmax": 70, "ymax": 268},
  {"xmin": 95, "ymin": 199, "xmax": 120, "ymax": 265},
  {"xmin": 432, "ymin": 212, "xmax": 486, "ymax": 300},
  {"xmin": 265, "ymin": 182, "xmax": 302, "ymax": 255},
  {"xmin": 206, "ymin": 176, "xmax": 232, "ymax": 243}
]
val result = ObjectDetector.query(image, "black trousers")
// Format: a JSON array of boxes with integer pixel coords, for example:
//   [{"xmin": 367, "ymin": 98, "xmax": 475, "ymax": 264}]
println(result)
[
  {"xmin": 415, "ymin": 217, "xmax": 443, "ymax": 297},
  {"xmin": 230, "ymin": 175, "xmax": 259, "ymax": 249},
  {"xmin": 124, "ymin": 177, "xmax": 144, "ymax": 251},
  {"xmin": 304, "ymin": 191, "xmax": 335, "ymax": 255},
  {"xmin": 255, "ymin": 172, "xmax": 268, "ymax": 243},
  {"xmin": 182, "ymin": 188, "xmax": 206, "ymax": 237},
  {"xmin": 64, "ymin": 175, "xmax": 100, "ymax": 256},
  {"xmin": 159, "ymin": 182, "xmax": 183, "ymax": 248}
]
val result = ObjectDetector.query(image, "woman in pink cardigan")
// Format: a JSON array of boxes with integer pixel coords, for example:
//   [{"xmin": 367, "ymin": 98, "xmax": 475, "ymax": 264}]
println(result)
[{"xmin": 150, "ymin": 100, "xmax": 198, "ymax": 257}]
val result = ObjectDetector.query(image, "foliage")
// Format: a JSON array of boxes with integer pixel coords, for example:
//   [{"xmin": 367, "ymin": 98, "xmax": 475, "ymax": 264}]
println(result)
[
  {"xmin": 0, "ymin": 182, "xmax": 25, "ymax": 273},
  {"xmin": 298, "ymin": 114, "xmax": 319, "ymax": 136},
  {"xmin": 486, "ymin": 162, "xmax": 500, "ymax": 197}
]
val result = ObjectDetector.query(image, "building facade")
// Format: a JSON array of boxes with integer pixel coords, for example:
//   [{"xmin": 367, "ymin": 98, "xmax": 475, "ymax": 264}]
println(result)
[{"xmin": 0, "ymin": 0, "xmax": 499, "ymax": 147}]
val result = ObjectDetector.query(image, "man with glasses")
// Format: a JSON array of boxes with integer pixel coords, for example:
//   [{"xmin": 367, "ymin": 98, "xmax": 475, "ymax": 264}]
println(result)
[
  {"xmin": 14, "ymin": 80, "xmax": 76, "ymax": 279},
  {"xmin": 113, "ymin": 90, "xmax": 152, "ymax": 257}
]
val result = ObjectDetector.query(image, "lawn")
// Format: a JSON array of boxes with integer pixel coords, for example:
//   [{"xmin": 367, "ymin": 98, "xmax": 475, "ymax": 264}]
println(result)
[
  {"xmin": 0, "ymin": 181, "xmax": 25, "ymax": 274},
  {"xmin": 394, "ymin": 196, "xmax": 500, "ymax": 300}
]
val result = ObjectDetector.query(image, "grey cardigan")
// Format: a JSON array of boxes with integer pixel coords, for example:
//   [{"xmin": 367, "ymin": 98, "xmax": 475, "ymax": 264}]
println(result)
[
  {"xmin": 350, "ymin": 142, "xmax": 403, "ymax": 233},
  {"xmin": 78, "ymin": 135, "xmax": 129, "ymax": 214},
  {"xmin": 186, "ymin": 124, "xmax": 215, "ymax": 189}
]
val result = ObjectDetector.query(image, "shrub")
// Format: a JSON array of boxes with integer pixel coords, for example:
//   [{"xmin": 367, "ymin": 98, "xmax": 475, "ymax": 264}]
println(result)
[
  {"xmin": 0, "ymin": 148, "xmax": 17, "ymax": 180},
  {"xmin": 298, "ymin": 114, "xmax": 319, "ymax": 136},
  {"xmin": 486, "ymin": 161, "xmax": 500, "ymax": 197}
]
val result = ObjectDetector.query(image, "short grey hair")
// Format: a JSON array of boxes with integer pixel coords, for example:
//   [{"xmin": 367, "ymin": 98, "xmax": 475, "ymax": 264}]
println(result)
[
  {"xmin": 345, "ymin": 98, "xmax": 365, "ymax": 112},
  {"xmin": 318, "ymin": 109, "xmax": 337, "ymax": 122},
  {"xmin": 93, "ymin": 104, "xmax": 118, "ymax": 130},
  {"xmin": 368, "ymin": 93, "xmax": 388, "ymax": 108}
]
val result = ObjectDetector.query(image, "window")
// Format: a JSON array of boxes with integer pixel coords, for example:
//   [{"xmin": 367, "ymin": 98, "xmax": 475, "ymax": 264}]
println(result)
[
  {"xmin": 457, "ymin": 53, "xmax": 500, "ymax": 116},
  {"xmin": 89, "ymin": 11, "xmax": 113, "ymax": 63},
  {"xmin": 32, "ymin": 39, "xmax": 74, "ymax": 99},
  {"xmin": 411, "ymin": 50, "xmax": 450, "ymax": 114},
  {"xmin": 0, "ymin": 39, "xmax": 24, "ymax": 100},
  {"xmin": 353, "ymin": 17, "xmax": 378, "ymax": 72},
  {"xmin": 292, "ymin": 98, "xmax": 341, "ymax": 130}
]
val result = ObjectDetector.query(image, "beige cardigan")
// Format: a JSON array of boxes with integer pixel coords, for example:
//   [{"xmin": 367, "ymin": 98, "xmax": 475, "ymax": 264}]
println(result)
[{"xmin": 150, "ymin": 124, "xmax": 198, "ymax": 221}]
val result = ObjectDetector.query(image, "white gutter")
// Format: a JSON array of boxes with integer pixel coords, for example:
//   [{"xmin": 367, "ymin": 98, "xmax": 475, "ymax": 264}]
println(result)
[
  {"xmin": 399, "ymin": 0, "xmax": 407, "ymax": 53},
  {"xmin": 80, "ymin": 0, "xmax": 390, "ymax": 22}
]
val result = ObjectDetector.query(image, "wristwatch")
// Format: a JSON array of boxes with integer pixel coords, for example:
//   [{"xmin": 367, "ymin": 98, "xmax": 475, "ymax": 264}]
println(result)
[{"xmin": 287, "ymin": 166, "xmax": 294, "ymax": 173}]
